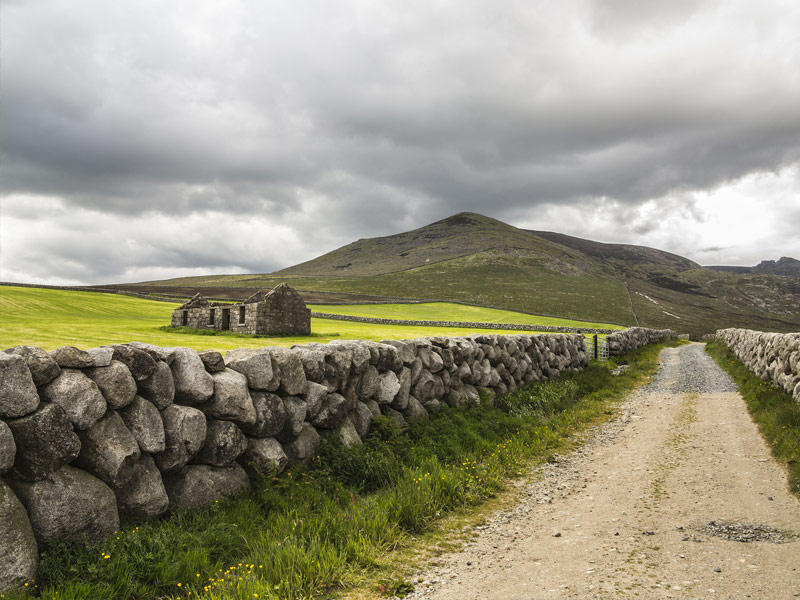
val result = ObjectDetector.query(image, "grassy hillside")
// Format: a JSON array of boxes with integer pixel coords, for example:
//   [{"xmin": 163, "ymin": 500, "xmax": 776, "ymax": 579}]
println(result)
[
  {"xmin": 127, "ymin": 213, "xmax": 800, "ymax": 336},
  {"xmin": 0, "ymin": 286, "xmax": 600, "ymax": 352},
  {"xmin": 309, "ymin": 302, "xmax": 625, "ymax": 330}
]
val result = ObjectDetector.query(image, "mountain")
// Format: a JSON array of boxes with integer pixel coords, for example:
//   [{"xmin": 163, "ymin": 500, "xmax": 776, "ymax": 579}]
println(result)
[
  {"xmin": 707, "ymin": 256, "xmax": 800, "ymax": 279},
  {"xmin": 123, "ymin": 212, "xmax": 800, "ymax": 336}
]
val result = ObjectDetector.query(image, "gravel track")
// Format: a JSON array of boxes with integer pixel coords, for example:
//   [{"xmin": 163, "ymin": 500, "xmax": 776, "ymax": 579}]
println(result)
[{"xmin": 400, "ymin": 343, "xmax": 800, "ymax": 600}]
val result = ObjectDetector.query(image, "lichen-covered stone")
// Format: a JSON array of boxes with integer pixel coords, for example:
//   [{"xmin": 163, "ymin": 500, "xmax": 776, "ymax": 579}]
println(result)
[
  {"xmin": 194, "ymin": 420, "xmax": 247, "ymax": 466},
  {"xmin": 270, "ymin": 348, "xmax": 307, "ymax": 395},
  {"xmin": 403, "ymin": 396, "xmax": 429, "ymax": 423},
  {"xmin": 137, "ymin": 360, "xmax": 175, "ymax": 409},
  {"xmin": 198, "ymin": 350, "xmax": 226, "ymax": 373},
  {"xmin": 114, "ymin": 453, "xmax": 169, "ymax": 521},
  {"xmin": 74, "ymin": 412, "xmax": 141, "ymax": 489},
  {"xmin": 119, "ymin": 396, "xmax": 166, "ymax": 453},
  {"xmin": 0, "ymin": 353, "xmax": 40, "ymax": 419},
  {"xmin": 163, "ymin": 464, "xmax": 249, "ymax": 512},
  {"xmin": 350, "ymin": 401, "xmax": 373, "ymax": 439},
  {"xmin": 154, "ymin": 405, "xmax": 207, "ymax": 473},
  {"xmin": 3, "ymin": 345, "xmax": 60, "ymax": 386},
  {"xmin": 275, "ymin": 396, "xmax": 307, "ymax": 442},
  {"xmin": 169, "ymin": 347, "xmax": 214, "ymax": 405},
  {"xmin": 225, "ymin": 349, "xmax": 277, "ymax": 390},
  {"xmin": 108, "ymin": 344, "xmax": 157, "ymax": 380},
  {"xmin": 303, "ymin": 381, "xmax": 328, "ymax": 421},
  {"xmin": 202, "ymin": 369, "xmax": 257, "ymax": 426},
  {"xmin": 50, "ymin": 346, "xmax": 94, "ymax": 368},
  {"xmin": 85, "ymin": 360, "xmax": 137, "ymax": 410},
  {"xmin": 283, "ymin": 423, "xmax": 321, "ymax": 463},
  {"xmin": 8, "ymin": 466, "xmax": 119, "ymax": 548},
  {"xmin": 374, "ymin": 371, "xmax": 400, "ymax": 404},
  {"xmin": 310, "ymin": 393, "xmax": 348, "ymax": 429},
  {"xmin": 39, "ymin": 369, "xmax": 106, "ymax": 430},
  {"xmin": 86, "ymin": 346, "xmax": 114, "ymax": 367},
  {"xmin": 5, "ymin": 403, "xmax": 81, "ymax": 481},
  {"xmin": 238, "ymin": 436, "xmax": 288, "ymax": 477},
  {"xmin": 0, "ymin": 420, "xmax": 15, "ymax": 475},
  {"xmin": 0, "ymin": 479, "xmax": 38, "ymax": 591},
  {"xmin": 240, "ymin": 391, "xmax": 287, "ymax": 438}
]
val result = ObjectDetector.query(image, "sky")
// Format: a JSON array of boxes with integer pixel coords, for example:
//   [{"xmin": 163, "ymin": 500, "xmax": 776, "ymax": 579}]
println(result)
[{"xmin": 1, "ymin": 0, "xmax": 799, "ymax": 285}]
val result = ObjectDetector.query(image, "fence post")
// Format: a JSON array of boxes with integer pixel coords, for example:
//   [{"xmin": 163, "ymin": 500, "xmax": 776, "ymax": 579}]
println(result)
[{"xmin": 593, "ymin": 334, "xmax": 598, "ymax": 360}]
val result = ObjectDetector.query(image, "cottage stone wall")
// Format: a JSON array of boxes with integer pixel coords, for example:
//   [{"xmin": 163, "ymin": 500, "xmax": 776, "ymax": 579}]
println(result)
[
  {"xmin": 0, "ymin": 327, "xmax": 669, "ymax": 591},
  {"xmin": 715, "ymin": 328, "xmax": 800, "ymax": 402}
]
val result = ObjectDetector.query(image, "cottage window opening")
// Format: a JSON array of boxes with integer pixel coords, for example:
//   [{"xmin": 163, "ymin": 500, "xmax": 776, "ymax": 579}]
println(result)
[
  {"xmin": 209, "ymin": 309, "xmax": 215, "ymax": 325},
  {"xmin": 182, "ymin": 311, "xmax": 188, "ymax": 326},
  {"xmin": 238, "ymin": 306, "xmax": 246, "ymax": 325}
]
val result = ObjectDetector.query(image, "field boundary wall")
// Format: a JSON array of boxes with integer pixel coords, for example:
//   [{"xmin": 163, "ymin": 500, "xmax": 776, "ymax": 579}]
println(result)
[
  {"xmin": 0, "ymin": 326, "xmax": 670, "ymax": 590},
  {"xmin": 715, "ymin": 328, "xmax": 800, "ymax": 401}
]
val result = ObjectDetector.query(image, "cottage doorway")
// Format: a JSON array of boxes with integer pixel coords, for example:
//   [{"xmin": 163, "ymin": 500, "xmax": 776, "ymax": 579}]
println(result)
[{"xmin": 221, "ymin": 308, "xmax": 230, "ymax": 330}]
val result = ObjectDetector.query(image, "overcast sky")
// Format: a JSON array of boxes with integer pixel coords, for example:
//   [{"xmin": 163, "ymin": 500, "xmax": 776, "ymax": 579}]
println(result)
[{"xmin": 2, "ymin": 0, "xmax": 799, "ymax": 285}]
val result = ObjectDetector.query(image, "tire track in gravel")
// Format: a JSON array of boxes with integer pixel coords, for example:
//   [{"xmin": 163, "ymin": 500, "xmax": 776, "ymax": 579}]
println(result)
[{"xmin": 401, "ymin": 344, "xmax": 800, "ymax": 600}]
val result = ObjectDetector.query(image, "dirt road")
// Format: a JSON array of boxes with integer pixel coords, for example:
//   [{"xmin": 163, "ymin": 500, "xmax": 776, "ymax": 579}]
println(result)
[{"xmin": 405, "ymin": 344, "xmax": 800, "ymax": 599}]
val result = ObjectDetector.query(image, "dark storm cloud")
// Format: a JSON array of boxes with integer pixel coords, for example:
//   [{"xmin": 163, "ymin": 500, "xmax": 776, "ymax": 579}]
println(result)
[{"xmin": 1, "ymin": 0, "xmax": 799, "ymax": 283}]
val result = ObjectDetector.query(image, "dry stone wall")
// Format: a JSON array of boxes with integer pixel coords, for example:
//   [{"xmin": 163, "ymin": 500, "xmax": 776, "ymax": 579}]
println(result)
[
  {"xmin": 0, "ymin": 327, "xmax": 672, "ymax": 591},
  {"xmin": 605, "ymin": 327, "xmax": 678, "ymax": 355},
  {"xmin": 715, "ymin": 328, "xmax": 800, "ymax": 402}
]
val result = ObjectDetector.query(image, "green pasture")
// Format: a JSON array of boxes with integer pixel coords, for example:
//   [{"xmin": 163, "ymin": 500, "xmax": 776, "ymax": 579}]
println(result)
[
  {"xmin": 308, "ymin": 301, "xmax": 624, "ymax": 329},
  {"xmin": 0, "ymin": 287, "xmax": 612, "ymax": 352}
]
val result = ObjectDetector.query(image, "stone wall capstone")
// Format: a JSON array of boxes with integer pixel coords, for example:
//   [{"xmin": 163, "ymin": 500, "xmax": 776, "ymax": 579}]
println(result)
[
  {"xmin": 0, "ymin": 327, "xmax": 670, "ymax": 591},
  {"xmin": 715, "ymin": 328, "xmax": 800, "ymax": 402}
]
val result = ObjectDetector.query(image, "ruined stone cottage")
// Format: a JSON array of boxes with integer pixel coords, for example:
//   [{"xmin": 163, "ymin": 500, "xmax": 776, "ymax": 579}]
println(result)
[{"xmin": 171, "ymin": 283, "xmax": 311, "ymax": 336}]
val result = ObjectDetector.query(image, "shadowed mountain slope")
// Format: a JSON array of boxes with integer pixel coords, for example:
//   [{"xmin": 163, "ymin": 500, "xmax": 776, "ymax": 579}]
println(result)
[{"xmin": 125, "ymin": 213, "xmax": 800, "ymax": 336}]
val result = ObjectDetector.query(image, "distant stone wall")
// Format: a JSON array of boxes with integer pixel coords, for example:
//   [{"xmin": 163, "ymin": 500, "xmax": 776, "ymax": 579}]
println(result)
[
  {"xmin": 311, "ymin": 312, "xmax": 618, "ymax": 334},
  {"xmin": 605, "ymin": 327, "xmax": 678, "ymax": 355},
  {"xmin": 715, "ymin": 328, "xmax": 800, "ymax": 402}
]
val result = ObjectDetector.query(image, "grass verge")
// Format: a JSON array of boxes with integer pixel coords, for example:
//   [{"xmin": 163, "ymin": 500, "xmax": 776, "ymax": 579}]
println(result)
[
  {"xmin": 705, "ymin": 341, "xmax": 800, "ymax": 495},
  {"xmin": 8, "ymin": 341, "xmax": 679, "ymax": 600}
]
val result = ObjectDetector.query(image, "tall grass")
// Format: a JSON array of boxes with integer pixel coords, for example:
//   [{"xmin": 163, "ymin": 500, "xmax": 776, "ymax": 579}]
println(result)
[
  {"xmin": 705, "ymin": 341, "xmax": 800, "ymax": 494},
  {"xmin": 9, "ymin": 341, "xmax": 677, "ymax": 600}
]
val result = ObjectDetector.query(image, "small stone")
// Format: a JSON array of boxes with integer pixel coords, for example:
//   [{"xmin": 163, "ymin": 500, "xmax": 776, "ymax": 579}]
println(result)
[
  {"xmin": 714, "ymin": 567, "xmax": 722, "ymax": 573},
  {"xmin": 554, "ymin": 532, "xmax": 562, "ymax": 537},
  {"xmin": 198, "ymin": 350, "xmax": 226, "ymax": 373}
]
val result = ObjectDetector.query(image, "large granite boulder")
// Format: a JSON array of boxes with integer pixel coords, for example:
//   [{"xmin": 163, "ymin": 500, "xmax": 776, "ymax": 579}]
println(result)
[
  {"xmin": 85, "ymin": 360, "xmax": 137, "ymax": 410},
  {"xmin": 201, "ymin": 369, "xmax": 257, "ymax": 426},
  {"xmin": 74, "ymin": 412, "xmax": 141, "ymax": 489},
  {"xmin": 154, "ymin": 405, "xmax": 207, "ymax": 473},
  {"xmin": 238, "ymin": 437, "xmax": 288, "ymax": 477},
  {"xmin": 39, "ymin": 368, "xmax": 106, "ymax": 430},
  {"xmin": 0, "ymin": 353, "xmax": 40, "ymax": 419},
  {"xmin": 240, "ymin": 391, "xmax": 286, "ymax": 438},
  {"xmin": 225, "ymin": 349, "xmax": 277, "ymax": 391},
  {"xmin": 3, "ymin": 345, "xmax": 60, "ymax": 386},
  {"xmin": 310, "ymin": 393, "xmax": 348, "ymax": 429},
  {"xmin": 114, "ymin": 454, "xmax": 169, "ymax": 521},
  {"xmin": 194, "ymin": 420, "xmax": 247, "ymax": 467},
  {"xmin": 169, "ymin": 347, "xmax": 214, "ymax": 405},
  {"xmin": 270, "ymin": 348, "xmax": 307, "ymax": 395},
  {"xmin": 163, "ymin": 464, "xmax": 249, "ymax": 512},
  {"xmin": 8, "ymin": 466, "xmax": 119, "ymax": 548},
  {"xmin": 0, "ymin": 480, "xmax": 38, "ymax": 592},
  {"xmin": 5, "ymin": 403, "xmax": 81, "ymax": 481},
  {"xmin": 119, "ymin": 396, "xmax": 166, "ymax": 454},
  {"xmin": 374, "ymin": 370, "xmax": 401, "ymax": 404},
  {"xmin": 108, "ymin": 344, "xmax": 157, "ymax": 381},
  {"xmin": 136, "ymin": 360, "xmax": 175, "ymax": 409}
]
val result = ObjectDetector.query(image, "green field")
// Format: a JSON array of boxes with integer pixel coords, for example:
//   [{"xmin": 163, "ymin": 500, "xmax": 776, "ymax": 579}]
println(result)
[
  {"xmin": 0, "ymin": 287, "xmax": 614, "ymax": 352},
  {"xmin": 308, "ymin": 302, "xmax": 625, "ymax": 329}
]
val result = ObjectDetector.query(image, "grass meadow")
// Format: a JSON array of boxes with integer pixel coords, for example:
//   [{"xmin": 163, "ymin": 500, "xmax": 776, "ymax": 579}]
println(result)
[
  {"xmin": 0, "ymin": 286, "xmax": 617, "ymax": 352},
  {"xmin": 5, "ymin": 339, "xmax": 680, "ymax": 600}
]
